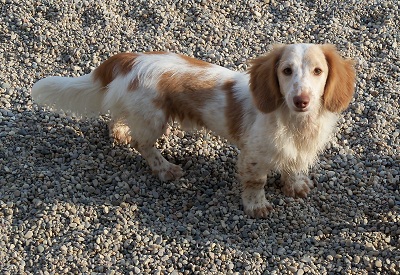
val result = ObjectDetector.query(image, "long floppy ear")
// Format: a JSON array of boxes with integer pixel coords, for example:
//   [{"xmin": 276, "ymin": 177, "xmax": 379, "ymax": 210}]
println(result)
[
  {"xmin": 249, "ymin": 45, "xmax": 286, "ymax": 113},
  {"xmin": 321, "ymin": 44, "xmax": 356, "ymax": 113}
]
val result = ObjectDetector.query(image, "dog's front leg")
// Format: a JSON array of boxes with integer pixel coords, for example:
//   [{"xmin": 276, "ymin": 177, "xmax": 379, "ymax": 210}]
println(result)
[
  {"xmin": 281, "ymin": 171, "xmax": 314, "ymax": 198},
  {"xmin": 238, "ymin": 154, "xmax": 272, "ymax": 218}
]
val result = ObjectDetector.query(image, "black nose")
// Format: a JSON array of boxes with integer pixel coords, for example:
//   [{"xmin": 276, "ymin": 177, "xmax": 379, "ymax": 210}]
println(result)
[{"xmin": 293, "ymin": 94, "xmax": 310, "ymax": 110}]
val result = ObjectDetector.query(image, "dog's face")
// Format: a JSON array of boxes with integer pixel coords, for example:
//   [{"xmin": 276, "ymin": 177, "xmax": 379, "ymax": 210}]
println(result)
[
  {"xmin": 276, "ymin": 44, "xmax": 329, "ymax": 114},
  {"xmin": 249, "ymin": 44, "xmax": 355, "ymax": 115}
]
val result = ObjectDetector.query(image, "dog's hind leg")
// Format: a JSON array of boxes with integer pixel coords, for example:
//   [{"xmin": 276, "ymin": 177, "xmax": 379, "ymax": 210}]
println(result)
[
  {"xmin": 109, "ymin": 115, "xmax": 132, "ymax": 145},
  {"xmin": 126, "ymin": 114, "xmax": 183, "ymax": 181}
]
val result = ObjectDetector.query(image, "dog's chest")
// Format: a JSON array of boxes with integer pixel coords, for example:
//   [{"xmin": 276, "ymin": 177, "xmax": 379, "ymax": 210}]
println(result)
[{"xmin": 247, "ymin": 112, "xmax": 337, "ymax": 172}]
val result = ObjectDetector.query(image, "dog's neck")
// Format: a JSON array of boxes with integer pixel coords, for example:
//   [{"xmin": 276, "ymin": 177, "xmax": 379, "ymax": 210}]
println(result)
[
  {"xmin": 278, "ymin": 105, "xmax": 323, "ymax": 132},
  {"xmin": 274, "ymin": 105, "xmax": 338, "ymax": 150}
]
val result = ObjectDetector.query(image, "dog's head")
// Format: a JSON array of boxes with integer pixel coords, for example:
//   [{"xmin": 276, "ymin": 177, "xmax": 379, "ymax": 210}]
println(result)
[{"xmin": 249, "ymin": 44, "xmax": 356, "ymax": 114}]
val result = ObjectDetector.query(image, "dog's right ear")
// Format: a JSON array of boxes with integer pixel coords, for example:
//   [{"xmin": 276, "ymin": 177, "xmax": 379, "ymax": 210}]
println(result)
[{"xmin": 249, "ymin": 45, "xmax": 285, "ymax": 113}]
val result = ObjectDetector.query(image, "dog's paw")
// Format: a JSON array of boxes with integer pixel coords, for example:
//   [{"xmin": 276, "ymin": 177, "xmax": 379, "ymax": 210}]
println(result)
[
  {"xmin": 242, "ymin": 187, "xmax": 273, "ymax": 218},
  {"xmin": 244, "ymin": 202, "xmax": 273, "ymax": 219},
  {"xmin": 156, "ymin": 163, "xmax": 183, "ymax": 181},
  {"xmin": 110, "ymin": 122, "xmax": 131, "ymax": 144},
  {"xmin": 282, "ymin": 174, "xmax": 314, "ymax": 198}
]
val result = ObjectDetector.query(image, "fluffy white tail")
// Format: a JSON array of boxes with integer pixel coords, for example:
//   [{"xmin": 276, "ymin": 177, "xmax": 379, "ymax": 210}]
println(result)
[{"xmin": 31, "ymin": 73, "xmax": 105, "ymax": 117}]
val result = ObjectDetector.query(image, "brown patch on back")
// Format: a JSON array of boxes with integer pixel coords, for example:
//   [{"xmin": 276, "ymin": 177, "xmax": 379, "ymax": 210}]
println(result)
[
  {"xmin": 143, "ymin": 51, "xmax": 210, "ymax": 68},
  {"xmin": 224, "ymin": 80, "xmax": 244, "ymax": 142},
  {"xmin": 154, "ymin": 71, "xmax": 216, "ymax": 127},
  {"xmin": 320, "ymin": 45, "xmax": 356, "ymax": 113},
  {"xmin": 93, "ymin": 53, "xmax": 138, "ymax": 87},
  {"xmin": 179, "ymin": 54, "xmax": 211, "ymax": 67},
  {"xmin": 249, "ymin": 45, "xmax": 286, "ymax": 113}
]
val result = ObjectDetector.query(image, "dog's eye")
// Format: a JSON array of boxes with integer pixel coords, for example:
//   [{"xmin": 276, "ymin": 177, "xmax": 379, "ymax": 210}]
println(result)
[
  {"xmin": 313, "ymin": 68, "xmax": 322, "ymax": 76},
  {"xmin": 283, "ymin": 68, "xmax": 292, "ymax": 75}
]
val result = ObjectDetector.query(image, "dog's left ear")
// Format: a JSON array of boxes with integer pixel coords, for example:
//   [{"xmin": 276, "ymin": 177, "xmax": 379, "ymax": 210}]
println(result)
[
  {"xmin": 321, "ymin": 44, "xmax": 356, "ymax": 113},
  {"xmin": 249, "ymin": 45, "xmax": 286, "ymax": 113}
]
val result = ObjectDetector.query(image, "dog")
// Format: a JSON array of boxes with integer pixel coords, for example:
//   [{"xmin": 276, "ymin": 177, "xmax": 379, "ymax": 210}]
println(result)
[{"xmin": 31, "ymin": 43, "xmax": 356, "ymax": 218}]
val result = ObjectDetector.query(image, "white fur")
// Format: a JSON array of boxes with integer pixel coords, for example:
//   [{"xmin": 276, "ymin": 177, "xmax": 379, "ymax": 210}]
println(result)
[{"xmin": 31, "ymin": 74, "xmax": 104, "ymax": 117}]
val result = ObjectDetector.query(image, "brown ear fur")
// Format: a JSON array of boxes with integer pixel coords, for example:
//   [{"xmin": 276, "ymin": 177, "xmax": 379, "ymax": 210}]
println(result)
[
  {"xmin": 321, "ymin": 45, "xmax": 356, "ymax": 113},
  {"xmin": 249, "ymin": 45, "xmax": 285, "ymax": 113}
]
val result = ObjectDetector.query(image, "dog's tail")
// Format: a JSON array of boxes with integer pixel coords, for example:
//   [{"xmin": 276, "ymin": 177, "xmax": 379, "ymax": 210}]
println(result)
[{"xmin": 31, "ymin": 73, "xmax": 105, "ymax": 117}]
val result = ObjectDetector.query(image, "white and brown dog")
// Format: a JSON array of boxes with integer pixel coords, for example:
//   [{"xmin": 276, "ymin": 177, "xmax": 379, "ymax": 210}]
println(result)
[{"xmin": 32, "ymin": 44, "xmax": 356, "ymax": 218}]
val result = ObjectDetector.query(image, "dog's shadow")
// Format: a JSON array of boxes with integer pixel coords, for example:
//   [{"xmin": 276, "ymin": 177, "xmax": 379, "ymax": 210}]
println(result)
[{"xmin": 11, "ymin": 110, "xmax": 243, "ymax": 207}]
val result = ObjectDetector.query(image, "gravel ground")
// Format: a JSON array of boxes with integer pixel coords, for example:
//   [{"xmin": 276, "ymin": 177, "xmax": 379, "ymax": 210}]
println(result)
[{"xmin": 1, "ymin": 0, "xmax": 399, "ymax": 274}]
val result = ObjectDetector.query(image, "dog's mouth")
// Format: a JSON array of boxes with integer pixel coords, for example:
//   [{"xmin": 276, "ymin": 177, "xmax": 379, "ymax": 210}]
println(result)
[
  {"xmin": 293, "ymin": 106, "xmax": 309, "ymax": 113},
  {"xmin": 295, "ymin": 108, "xmax": 309, "ymax": 113}
]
